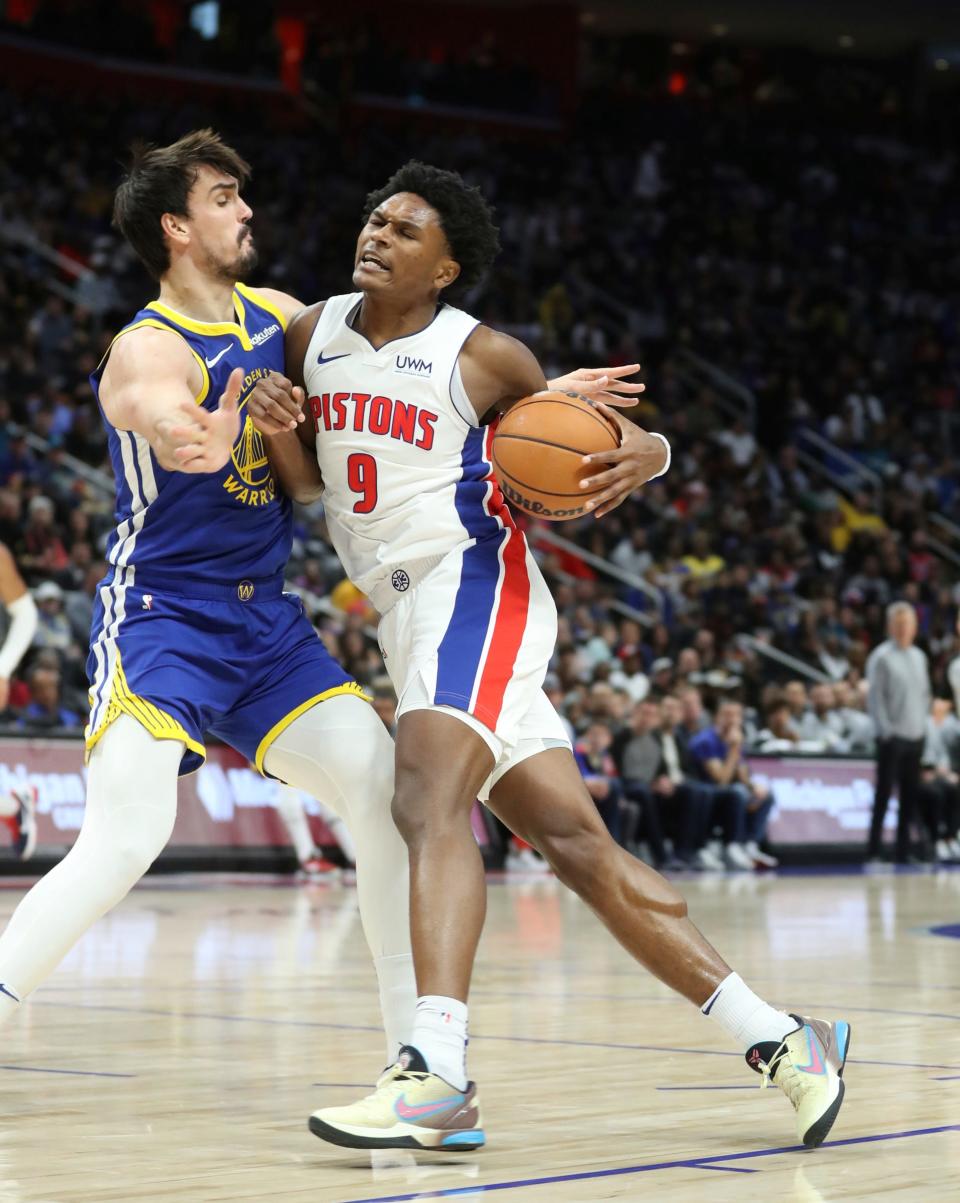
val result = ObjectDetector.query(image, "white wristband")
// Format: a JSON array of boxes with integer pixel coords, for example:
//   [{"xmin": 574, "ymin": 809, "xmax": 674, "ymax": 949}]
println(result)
[
  {"xmin": 647, "ymin": 432, "xmax": 672, "ymax": 481},
  {"xmin": 0, "ymin": 592, "xmax": 38, "ymax": 679}
]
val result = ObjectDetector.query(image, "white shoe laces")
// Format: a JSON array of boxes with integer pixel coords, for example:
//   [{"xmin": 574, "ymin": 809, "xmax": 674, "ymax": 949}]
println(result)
[{"xmin": 758, "ymin": 1041, "xmax": 805, "ymax": 1109}]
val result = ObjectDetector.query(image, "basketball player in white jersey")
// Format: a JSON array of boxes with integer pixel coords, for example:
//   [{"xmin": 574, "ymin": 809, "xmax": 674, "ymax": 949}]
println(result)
[
  {"xmin": 0, "ymin": 543, "xmax": 39, "ymax": 858},
  {"xmin": 251, "ymin": 162, "xmax": 852, "ymax": 1152}
]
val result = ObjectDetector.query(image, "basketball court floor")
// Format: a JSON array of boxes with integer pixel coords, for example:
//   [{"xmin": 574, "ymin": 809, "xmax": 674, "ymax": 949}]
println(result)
[{"xmin": 0, "ymin": 866, "xmax": 957, "ymax": 1202}]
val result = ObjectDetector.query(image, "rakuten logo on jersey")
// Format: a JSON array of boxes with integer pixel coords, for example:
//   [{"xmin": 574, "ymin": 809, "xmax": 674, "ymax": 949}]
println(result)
[
  {"xmin": 309, "ymin": 392, "xmax": 437, "ymax": 451},
  {"xmin": 250, "ymin": 323, "xmax": 280, "ymax": 347}
]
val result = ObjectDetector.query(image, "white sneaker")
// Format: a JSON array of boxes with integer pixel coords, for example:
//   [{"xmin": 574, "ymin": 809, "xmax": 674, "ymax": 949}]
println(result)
[
  {"xmin": 745, "ymin": 840, "xmax": 780, "ymax": 869},
  {"xmin": 505, "ymin": 849, "xmax": 551, "ymax": 874},
  {"xmin": 949, "ymin": 838, "xmax": 960, "ymax": 860},
  {"xmin": 695, "ymin": 845, "xmax": 726, "ymax": 871},
  {"xmin": 725, "ymin": 841, "xmax": 755, "ymax": 871},
  {"xmin": 935, "ymin": 839, "xmax": 953, "ymax": 863}
]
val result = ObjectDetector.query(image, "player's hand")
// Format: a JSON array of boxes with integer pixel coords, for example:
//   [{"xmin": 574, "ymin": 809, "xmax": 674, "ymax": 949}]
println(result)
[
  {"xmin": 166, "ymin": 367, "xmax": 243, "ymax": 474},
  {"xmin": 580, "ymin": 401, "xmax": 669, "ymax": 518},
  {"xmin": 548, "ymin": 364, "xmax": 646, "ymax": 408},
  {"xmin": 248, "ymin": 372, "xmax": 306, "ymax": 436}
]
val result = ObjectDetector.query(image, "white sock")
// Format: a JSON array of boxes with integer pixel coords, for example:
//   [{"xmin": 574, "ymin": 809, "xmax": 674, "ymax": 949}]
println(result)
[
  {"xmin": 701, "ymin": 972, "xmax": 797, "ymax": 1049},
  {"xmin": 409, "ymin": 995, "xmax": 468, "ymax": 1090}
]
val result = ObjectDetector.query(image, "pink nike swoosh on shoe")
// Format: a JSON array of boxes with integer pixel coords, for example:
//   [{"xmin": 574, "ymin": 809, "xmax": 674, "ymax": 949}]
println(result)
[
  {"xmin": 394, "ymin": 1093, "xmax": 465, "ymax": 1120},
  {"xmin": 796, "ymin": 1027, "xmax": 826, "ymax": 1075}
]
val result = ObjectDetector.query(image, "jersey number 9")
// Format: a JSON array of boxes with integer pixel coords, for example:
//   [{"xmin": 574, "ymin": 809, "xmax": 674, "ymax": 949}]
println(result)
[{"xmin": 347, "ymin": 452, "xmax": 378, "ymax": 514}]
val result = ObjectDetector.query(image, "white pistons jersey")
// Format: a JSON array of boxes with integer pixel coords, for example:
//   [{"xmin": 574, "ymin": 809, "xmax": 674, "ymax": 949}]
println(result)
[
  {"xmin": 302, "ymin": 292, "xmax": 570, "ymax": 771},
  {"xmin": 303, "ymin": 292, "xmax": 499, "ymax": 599}
]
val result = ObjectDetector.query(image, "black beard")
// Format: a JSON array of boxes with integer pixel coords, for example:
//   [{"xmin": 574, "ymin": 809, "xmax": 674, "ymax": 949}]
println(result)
[{"xmin": 208, "ymin": 240, "xmax": 259, "ymax": 284}]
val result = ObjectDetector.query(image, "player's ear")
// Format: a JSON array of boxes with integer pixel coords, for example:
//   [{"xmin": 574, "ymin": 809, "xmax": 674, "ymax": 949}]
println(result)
[
  {"xmin": 436, "ymin": 258, "xmax": 460, "ymax": 292},
  {"xmin": 161, "ymin": 211, "xmax": 190, "ymax": 247}
]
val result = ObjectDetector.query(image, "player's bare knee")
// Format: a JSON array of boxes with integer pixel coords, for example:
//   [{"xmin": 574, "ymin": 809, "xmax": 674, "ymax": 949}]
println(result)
[{"xmin": 540, "ymin": 823, "xmax": 610, "ymax": 896}]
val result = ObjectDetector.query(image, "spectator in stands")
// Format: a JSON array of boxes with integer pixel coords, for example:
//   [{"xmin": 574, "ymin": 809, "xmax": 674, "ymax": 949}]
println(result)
[
  {"xmin": 31, "ymin": 581, "xmax": 77, "ymax": 657},
  {"xmin": 918, "ymin": 699, "xmax": 960, "ymax": 863},
  {"xmin": 833, "ymin": 680, "xmax": 876, "ymax": 753},
  {"xmin": 796, "ymin": 684, "xmax": 850, "ymax": 752},
  {"xmin": 688, "ymin": 700, "xmax": 778, "ymax": 869},
  {"xmin": 19, "ymin": 663, "xmax": 81, "ymax": 731},
  {"xmin": 574, "ymin": 721, "xmax": 624, "ymax": 845},
  {"xmin": 654, "ymin": 694, "xmax": 721, "ymax": 869},
  {"xmin": 607, "ymin": 644, "xmax": 649, "ymax": 703},
  {"xmin": 18, "ymin": 497, "xmax": 69, "ymax": 581},
  {"xmin": 866, "ymin": 602, "xmax": 931, "ymax": 863},
  {"xmin": 783, "ymin": 680, "xmax": 810, "ymax": 736},
  {"xmin": 612, "ymin": 698, "xmax": 675, "ymax": 867},
  {"xmin": 753, "ymin": 701, "xmax": 801, "ymax": 753}
]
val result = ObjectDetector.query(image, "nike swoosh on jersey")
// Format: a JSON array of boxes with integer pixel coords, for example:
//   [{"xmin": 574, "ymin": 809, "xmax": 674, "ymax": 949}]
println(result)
[
  {"xmin": 317, "ymin": 351, "xmax": 350, "ymax": 366},
  {"xmin": 204, "ymin": 344, "xmax": 231, "ymax": 369}
]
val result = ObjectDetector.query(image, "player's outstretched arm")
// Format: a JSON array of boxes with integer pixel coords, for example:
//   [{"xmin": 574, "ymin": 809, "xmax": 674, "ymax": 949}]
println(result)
[
  {"xmin": 99, "ymin": 326, "xmax": 240, "ymax": 474},
  {"xmin": 460, "ymin": 328, "xmax": 669, "ymax": 518}
]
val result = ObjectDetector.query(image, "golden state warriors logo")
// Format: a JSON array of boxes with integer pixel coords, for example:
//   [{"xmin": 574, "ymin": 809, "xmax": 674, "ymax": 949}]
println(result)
[
  {"xmin": 237, "ymin": 580, "xmax": 255, "ymax": 601},
  {"xmin": 222, "ymin": 369, "xmax": 277, "ymax": 507}
]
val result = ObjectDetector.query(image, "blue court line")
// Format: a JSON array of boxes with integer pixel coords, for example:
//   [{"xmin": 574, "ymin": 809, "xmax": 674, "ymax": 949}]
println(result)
[
  {"xmin": 341, "ymin": 1124, "xmax": 960, "ymax": 1203},
  {"xmin": 932, "ymin": 1075, "xmax": 960, "ymax": 1081},
  {"xmin": 0, "ymin": 1064, "xmax": 134, "ymax": 1079},
  {"xmin": 31, "ymin": 1001, "xmax": 960, "ymax": 1072},
  {"xmin": 692, "ymin": 1163, "xmax": 758, "ymax": 1172}
]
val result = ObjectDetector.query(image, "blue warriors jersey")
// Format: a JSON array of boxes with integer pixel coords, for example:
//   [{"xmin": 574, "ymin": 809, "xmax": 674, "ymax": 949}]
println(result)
[
  {"xmin": 84, "ymin": 284, "xmax": 364, "ymax": 776},
  {"xmin": 89, "ymin": 283, "xmax": 292, "ymax": 587}
]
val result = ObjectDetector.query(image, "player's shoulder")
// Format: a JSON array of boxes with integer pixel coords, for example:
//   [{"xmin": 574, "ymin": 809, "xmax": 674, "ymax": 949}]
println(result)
[
  {"xmin": 238, "ymin": 284, "xmax": 303, "ymax": 326},
  {"xmin": 461, "ymin": 322, "xmax": 536, "ymax": 368},
  {"xmin": 105, "ymin": 322, "xmax": 194, "ymax": 384}
]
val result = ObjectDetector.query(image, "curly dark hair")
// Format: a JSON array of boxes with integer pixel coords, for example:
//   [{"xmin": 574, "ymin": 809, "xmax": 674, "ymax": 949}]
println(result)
[{"xmin": 362, "ymin": 161, "xmax": 501, "ymax": 291}]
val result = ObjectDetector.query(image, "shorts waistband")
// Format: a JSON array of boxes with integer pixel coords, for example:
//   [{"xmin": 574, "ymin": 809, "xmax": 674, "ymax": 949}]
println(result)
[
  {"xmin": 129, "ymin": 571, "xmax": 286, "ymax": 602},
  {"xmin": 366, "ymin": 554, "xmax": 446, "ymax": 615}
]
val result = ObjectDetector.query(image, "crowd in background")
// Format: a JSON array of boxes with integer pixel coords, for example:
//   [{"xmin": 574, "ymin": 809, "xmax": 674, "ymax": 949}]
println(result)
[{"xmin": 1, "ymin": 25, "xmax": 960, "ymax": 862}]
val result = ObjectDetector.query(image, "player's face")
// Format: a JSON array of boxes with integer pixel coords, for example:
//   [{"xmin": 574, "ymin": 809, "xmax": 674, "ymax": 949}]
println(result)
[
  {"xmin": 353, "ymin": 192, "xmax": 459, "ymax": 301},
  {"xmin": 180, "ymin": 166, "xmax": 257, "ymax": 282}
]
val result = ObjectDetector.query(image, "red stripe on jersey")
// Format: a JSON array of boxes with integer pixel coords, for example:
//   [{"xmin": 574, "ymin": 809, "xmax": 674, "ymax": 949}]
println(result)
[
  {"xmin": 483, "ymin": 422, "xmax": 515, "ymax": 530},
  {"xmin": 473, "ymin": 527, "xmax": 531, "ymax": 726}
]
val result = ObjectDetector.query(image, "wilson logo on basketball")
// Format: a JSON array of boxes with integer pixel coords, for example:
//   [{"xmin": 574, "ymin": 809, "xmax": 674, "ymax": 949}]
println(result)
[{"xmin": 499, "ymin": 479, "xmax": 587, "ymax": 520}]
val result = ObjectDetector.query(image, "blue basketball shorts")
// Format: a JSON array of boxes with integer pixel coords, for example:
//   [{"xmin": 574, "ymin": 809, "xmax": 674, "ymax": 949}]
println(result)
[{"xmin": 85, "ymin": 571, "xmax": 365, "ymax": 776}]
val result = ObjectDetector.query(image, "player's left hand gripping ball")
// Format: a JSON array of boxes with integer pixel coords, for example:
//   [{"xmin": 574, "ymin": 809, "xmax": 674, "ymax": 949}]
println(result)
[{"xmin": 581, "ymin": 400, "xmax": 669, "ymax": 518}]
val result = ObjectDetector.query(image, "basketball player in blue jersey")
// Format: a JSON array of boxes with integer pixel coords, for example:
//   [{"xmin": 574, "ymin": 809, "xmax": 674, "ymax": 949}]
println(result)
[
  {"xmin": 0, "ymin": 131, "xmax": 419, "ymax": 1063},
  {"xmin": 253, "ymin": 163, "xmax": 852, "ymax": 1153}
]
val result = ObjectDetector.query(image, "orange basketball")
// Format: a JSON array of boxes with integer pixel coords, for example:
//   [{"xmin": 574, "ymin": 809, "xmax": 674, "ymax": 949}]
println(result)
[{"xmin": 491, "ymin": 390, "xmax": 621, "ymax": 521}]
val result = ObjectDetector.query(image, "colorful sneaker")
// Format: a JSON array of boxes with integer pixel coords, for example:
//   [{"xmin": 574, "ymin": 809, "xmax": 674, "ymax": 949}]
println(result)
[
  {"xmin": 3, "ymin": 785, "xmax": 37, "ymax": 861},
  {"xmin": 308, "ymin": 1045, "xmax": 485, "ymax": 1151},
  {"xmin": 746, "ymin": 1014, "xmax": 851, "ymax": 1148}
]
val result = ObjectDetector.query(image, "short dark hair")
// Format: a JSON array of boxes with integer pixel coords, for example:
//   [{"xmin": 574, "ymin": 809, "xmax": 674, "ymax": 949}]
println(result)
[
  {"xmin": 113, "ymin": 129, "xmax": 250, "ymax": 280},
  {"xmin": 362, "ymin": 161, "xmax": 500, "ymax": 291}
]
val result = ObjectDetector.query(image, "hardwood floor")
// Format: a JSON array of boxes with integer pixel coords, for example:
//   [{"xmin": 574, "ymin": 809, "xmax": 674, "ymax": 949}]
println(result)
[{"xmin": 0, "ymin": 865, "xmax": 957, "ymax": 1201}]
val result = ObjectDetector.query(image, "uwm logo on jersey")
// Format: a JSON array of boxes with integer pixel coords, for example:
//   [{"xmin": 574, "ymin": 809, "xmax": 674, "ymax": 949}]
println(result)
[{"xmin": 309, "ymin": 392, "xmax": 437, "ymax": 451}]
